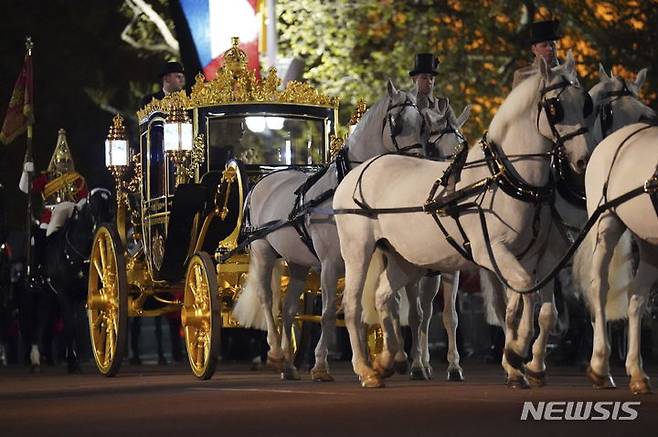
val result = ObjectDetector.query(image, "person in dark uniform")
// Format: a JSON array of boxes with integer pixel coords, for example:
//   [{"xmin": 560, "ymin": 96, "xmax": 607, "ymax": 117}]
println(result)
[
  {"xmin": 140, "ymin": 61, "xmax": 186, "ymax": 107},
  {"xmin": 512, "ymin": 19, "xmax": 561, "ymax": 88}
]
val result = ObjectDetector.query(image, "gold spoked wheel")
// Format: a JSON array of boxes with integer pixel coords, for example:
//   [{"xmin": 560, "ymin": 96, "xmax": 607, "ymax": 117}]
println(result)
[
  {"xmin": 182, "ymin": 252, "xmax": 220, "ymax": 380},
  {"xmin": 87, "ymin": 225, "xmax": 128, "ymax": 377}
]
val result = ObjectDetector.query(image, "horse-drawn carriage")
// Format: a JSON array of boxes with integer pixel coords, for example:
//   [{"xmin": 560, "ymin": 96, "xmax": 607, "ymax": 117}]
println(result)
[{"xmin": 88, "ymin": 40, "xmax": 343, "ymax": 379}]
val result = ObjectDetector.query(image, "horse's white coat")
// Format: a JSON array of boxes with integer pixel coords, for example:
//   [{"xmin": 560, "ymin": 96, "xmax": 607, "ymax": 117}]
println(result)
[{"xmin": 334, "ymin": 52, "xmax": 593, "ymax": 386}]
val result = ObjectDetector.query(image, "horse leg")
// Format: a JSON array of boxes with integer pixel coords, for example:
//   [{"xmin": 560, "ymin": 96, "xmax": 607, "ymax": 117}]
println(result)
[
  {"xmin": 406, "ymin": 279, "xmax": 427, "ymax": 380},
  {"xmin": 342, "ymin": 242, "xmax": 382, "ymax": 388},
  {"xmin": 587, "ymin": 214, "xmax": 624, "ymax": 389},
  {"xmin": 310, "ymin": 260, "xmax": 338, "ymax": 382},
  {"xmin": 372, "ymin": 255, "xmax": 413, "ymax": 379},
  {"xmin": 475, "ymin": 244, "xmax": 537, "ymax": 388},
  {"xmin": 387, "ymin": 286, "xmax": 409, "ymax": 375},
  {"xmin": 441, "ymin": 271, "xmax": 463, "ymax": 381},
  {"xmin": 626, "ymin": 241, "xmax": 657, "ymax": 394},
  {"xmin": 250, "ymin": 241, "xmax": 284, "ymax": 371},
  {"xmin": 524, "ymin": 281, "xmax": 557, "ymax": 387},
  {"xmin": 279, "ymin": 263, "xmax": 308, "ymax": 380},
  {"xmin": 57, "ymin": 292, "xmax": 81, "ymax": 373}
]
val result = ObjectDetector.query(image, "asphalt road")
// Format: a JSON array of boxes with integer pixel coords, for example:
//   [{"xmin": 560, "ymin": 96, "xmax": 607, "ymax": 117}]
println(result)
[{"xmin": 1, "ymin": 361, "xmax": 657, "ymax": 437}]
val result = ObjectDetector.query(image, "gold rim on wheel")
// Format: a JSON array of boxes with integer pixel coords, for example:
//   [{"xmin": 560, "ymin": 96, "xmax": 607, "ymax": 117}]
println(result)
[
  {"xmin": 87, "ymin": 225, "xmax": 128, "ymax": 377},
  {"xmin": 182, "ymin": 252, "xmax": 220, "ymax": 380}
]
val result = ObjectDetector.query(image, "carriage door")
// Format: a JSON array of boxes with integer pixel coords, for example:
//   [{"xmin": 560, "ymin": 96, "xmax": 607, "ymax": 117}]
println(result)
[{"xmin": 139, "ymin": 113, "xmax": 172, "ymax": 278}]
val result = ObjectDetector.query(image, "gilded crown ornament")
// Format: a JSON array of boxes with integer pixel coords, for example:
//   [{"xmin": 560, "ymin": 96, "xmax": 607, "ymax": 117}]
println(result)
[
  {"xmin": 223, "ymin": 37, "xmax": 248, "ymax": 73},
  {"xmin": 137, "ymin": 36, "xmax": 338, "ymax": 121},
  {"xmin": 107, "ymin": 114, "xmax": 127, "ymax": 142}
]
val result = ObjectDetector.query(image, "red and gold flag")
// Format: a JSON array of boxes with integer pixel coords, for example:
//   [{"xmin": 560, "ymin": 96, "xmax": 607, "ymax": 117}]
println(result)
[{"xmin": 0, "ymin": 52, "xmax": 34, "ymax": 145}]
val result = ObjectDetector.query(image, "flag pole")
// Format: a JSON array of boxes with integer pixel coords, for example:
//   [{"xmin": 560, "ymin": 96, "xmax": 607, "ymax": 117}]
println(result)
[{"xmin": 24, "ymin": 36, "xmax": 34, "ymax": 280}]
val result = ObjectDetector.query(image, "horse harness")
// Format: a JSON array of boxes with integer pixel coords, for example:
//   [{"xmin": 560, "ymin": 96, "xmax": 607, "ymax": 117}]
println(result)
[
  {"xmin": 228, "ymin": 98, "xmax": 428, "ymax": 262},
  {"xmin": 334, "ymin": 77, "xmax": 597, "ymax": 292}
]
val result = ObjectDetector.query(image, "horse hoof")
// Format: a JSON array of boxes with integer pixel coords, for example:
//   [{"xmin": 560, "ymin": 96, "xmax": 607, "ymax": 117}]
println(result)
[
  {"xmin": 373, "ymin": 359, "xmax": 395, "ymax": 379},
  {"xmin": 360, "ymin": 374, "xmax": 385, "ymax": 388},
  {"xmin": 586, "ymin": 366, "xmax": 616, "ymax": 389},
  {"xmin": 425, "ymin": 366, "xmax": 434, "ymax": 380},
  {"xmin": 266, "ymin": 354, "xmax": 285, "ymax": 373},
  {"xmin": 506, "ymin": 375, "xmax": 530, "ymax": 389},
  {"xmin": 447, "ymin": 368, "xmax": 464, "ymax": 382},
  {"xmin": 281, "ymin": 367, "xmax": 301, "ymax": 381},
  {"xmin": 375, "ymin": 365, "xmax": 395, "ymax": 379},
  {"xmin": 504, "ymin": 348, "xmax": 526, "ymax": 370},
  {"xmin": 629, "ymin": 377, "xmax": 652, "ymax": 395},
  {"xmin": 409, "ymin": 366, "xmax": 430, "ymax": 381},
  {"xmin": 311, "ymin": 368, "xmax": 334, "ymax": 382},
  {"xmin": 394, "ymin": 359, "xmax": 409, "ymax": 375},
  {"xmin": 524, "ymin": 367, "xmax": 546, "ymax": 387}
]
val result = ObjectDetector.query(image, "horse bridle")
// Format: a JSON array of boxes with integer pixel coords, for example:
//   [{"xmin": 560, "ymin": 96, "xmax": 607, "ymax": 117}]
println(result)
[
  {"xmin": 597, "ymin": 78, "xmax": 638, "ymax": 139},
  {"xmin": 382, "ymin": 96, "xmax": 426, "ymax": 153},
  {"xmin": 537, "ymin": 77, "xmax": 592, "ymax": 152},
  {"xmin": 426, "ymin": 121, "xmax": 467, "ymax": 159}
]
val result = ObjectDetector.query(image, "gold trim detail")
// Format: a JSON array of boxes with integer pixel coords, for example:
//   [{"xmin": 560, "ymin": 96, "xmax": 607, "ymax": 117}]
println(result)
[{"xmin": 137, "ymin": 37, "xmax": 338, "ymax": 121}]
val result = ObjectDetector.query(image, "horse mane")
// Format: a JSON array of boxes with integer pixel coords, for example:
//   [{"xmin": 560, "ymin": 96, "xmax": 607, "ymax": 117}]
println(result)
[{"xmin": 487, "ymin": 73, "xmax": 543, "ymax": 141}]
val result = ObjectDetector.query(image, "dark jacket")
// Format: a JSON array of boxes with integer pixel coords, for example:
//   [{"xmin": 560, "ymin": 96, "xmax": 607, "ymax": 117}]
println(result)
[{"xmin": 140, "ymin": 90, "xmax": 165, "ymax": 109}]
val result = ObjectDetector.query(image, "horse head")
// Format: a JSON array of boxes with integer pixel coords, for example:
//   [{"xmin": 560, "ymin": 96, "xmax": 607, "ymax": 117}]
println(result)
[
  {"xmin": 423, "ymin": 101, "xmax": 471, "ymax": 158},
  {"xmin": 534, "ymin": 50, "xmax": 593, "ymax": 174},
  {"xmin": 589, "ymin": 65, "xmax": 656, "ymax": 143},
  {"xmin": 87, "ymin": 188, "xmax": 114, "ymax": 229},
  {"xmin": 346, "ymin": 80, "xmax": 428, "ymax": 162}
]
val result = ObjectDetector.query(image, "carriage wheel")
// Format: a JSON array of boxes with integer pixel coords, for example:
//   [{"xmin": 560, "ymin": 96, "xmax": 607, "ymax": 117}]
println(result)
[
  {"xmin": 181, "ymin": 252, "xmax": 220, "ymax": 380},
  {"xmin": 87, "ymin": 225, "xmax": 128, "ymax": 377}
]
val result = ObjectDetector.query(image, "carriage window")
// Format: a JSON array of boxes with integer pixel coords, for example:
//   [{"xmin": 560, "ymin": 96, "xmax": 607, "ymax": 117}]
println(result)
[{"xmin": 207, "ymin": 115, "xmax": 326, "ymax": 168}]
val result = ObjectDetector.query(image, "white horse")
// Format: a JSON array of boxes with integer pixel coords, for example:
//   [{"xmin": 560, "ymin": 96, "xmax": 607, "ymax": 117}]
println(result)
[
  {"xmin": 480, "ymin": 65, "xmax": 655, "ymax": 387},
  {"xmin": 234, "ymin": 81, "xmax": 467, "ymax": 381},
  {"xmin": 334, "ymin": 52, "xmax": 593, "ymax": 388},
  {"xmin": 573, "ymin": 123, "xmax": 657, "ymax": 394},
  {"xmin": 572, "ymin": 68, "xmax": 657, "ymax": 394},
  {"xmin": 362, "ymin": 106, "xmax": 471, "ymax": 381}
]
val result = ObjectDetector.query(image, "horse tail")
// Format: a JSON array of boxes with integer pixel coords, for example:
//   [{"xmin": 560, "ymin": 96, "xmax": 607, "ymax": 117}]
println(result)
[
  {"xmin": 232, "ymin": 259, "xmax": 283, "ymax": 330},
  {"xmin": 361, "ymin": 249, "xmax": 386, "ymax": 325},
  {"xmin": 479, "ymin": 269, "xmax": 505, "ymax": 327},
  {"xmin": 605, "ymin": 230, "xmax": 633, "ymax": 320}
]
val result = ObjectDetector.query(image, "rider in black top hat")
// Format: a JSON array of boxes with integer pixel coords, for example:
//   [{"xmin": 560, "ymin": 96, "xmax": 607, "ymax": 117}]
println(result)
[
  {"xmin": 512, "ymin": 19, "xmax": 561, "ymax": 88},
  {"xmin": 140, "ymin": 61, "xmax": 186, "ymax": 108},
  {"xmin": 409, "ymin": 53, "xmax": 440, "ymax": 111}
]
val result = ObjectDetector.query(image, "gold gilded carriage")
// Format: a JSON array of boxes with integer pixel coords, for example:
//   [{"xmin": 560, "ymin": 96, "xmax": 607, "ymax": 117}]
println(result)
[{"xmin": 87, "ymin": 38, "xmax": 349, "ymax": 378}]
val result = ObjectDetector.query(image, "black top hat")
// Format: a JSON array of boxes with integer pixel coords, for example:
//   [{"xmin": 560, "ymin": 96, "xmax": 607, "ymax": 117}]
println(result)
[
  {"xmin": 530, "ymin": 20, "xmax": 561, "ymax": 45},
  {"xmin": 159, "ymin": 61, "xmax": 185, "ymax": 79},
  {"xmin": 409, "ymin": 53, "xmax": 439, "ymax": 77}
]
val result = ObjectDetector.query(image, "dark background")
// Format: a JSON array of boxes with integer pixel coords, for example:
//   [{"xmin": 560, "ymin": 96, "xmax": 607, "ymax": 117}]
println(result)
[{"xmin": 0, "ymin": 0, "xmax": 170, "ymax": 231}]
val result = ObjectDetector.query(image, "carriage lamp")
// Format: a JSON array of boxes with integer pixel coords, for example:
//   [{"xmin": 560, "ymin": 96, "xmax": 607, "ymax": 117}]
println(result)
[
  {"xmin": 105, "ymin": 114, "xmax": 129, "ymax": 168},
  {"xmin": 105, "ymin": 114, "xmax": 130, "ymax": 202},
  {"xmin": 164, "ymin": 106, "xmax": 194, "ymax": 185}
]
